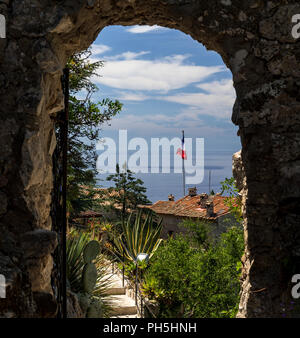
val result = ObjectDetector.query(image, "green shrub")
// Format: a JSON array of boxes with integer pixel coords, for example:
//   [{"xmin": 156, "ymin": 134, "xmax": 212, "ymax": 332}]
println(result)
[
  {"xmin": 178, "ymin": 219, "xmax": 212, "ymax": 248},
  {"xmin": 142, "ymin": 226, "xmax": 244, "ymax": 318}
]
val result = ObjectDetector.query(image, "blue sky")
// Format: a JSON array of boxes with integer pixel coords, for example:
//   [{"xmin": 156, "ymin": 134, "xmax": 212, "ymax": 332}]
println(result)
[{"xmin": 90, "ymin": 25, "xmax": 241, "ymax": 152}]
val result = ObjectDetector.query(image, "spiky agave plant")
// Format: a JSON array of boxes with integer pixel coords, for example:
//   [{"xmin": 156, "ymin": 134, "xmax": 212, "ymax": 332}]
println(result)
[{"xmin": 112, "ymin": 210, "xmax": 163, "ymax": 263}]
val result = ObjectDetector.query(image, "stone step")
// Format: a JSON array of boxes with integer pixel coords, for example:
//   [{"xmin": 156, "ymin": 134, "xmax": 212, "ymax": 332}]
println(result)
[
  {"xmin": 104, "ymin": 287, "xmax": 126, "ymax": 295},
  {"xmin": 109, "ymin": 295, "xmax": 137, "ymax": 316},
  {"xmin": 104, "ymin": 272, "xmax": 127, "ymax": 295}
]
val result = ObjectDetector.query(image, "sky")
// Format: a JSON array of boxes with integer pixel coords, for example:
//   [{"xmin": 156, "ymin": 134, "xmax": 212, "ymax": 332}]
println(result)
[
  {"xmin": 90, "ymin": 25, "xmax": 241, "ymax": 151},
  {"xmin": 86, "ymin": 25, "xmax": 242, "ymax": 201}
]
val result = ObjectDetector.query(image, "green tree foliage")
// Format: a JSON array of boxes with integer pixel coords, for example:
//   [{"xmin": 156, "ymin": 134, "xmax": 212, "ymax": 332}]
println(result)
[
  {"xmin": 106, "ymin": 163, "xmax": 151, "ymax": 220},
  {"xmin": 189, "ymin": 226, "xmax": 244, "ymax": 318},
  {"xmin": 178, "ymin": 219, "xmax": 211, "ymax": 249},
  {"xmin": 142, "ymin": 225, "xmax": 244, "ymax": 318},
  {"xmin": 66, "ymin": 48, "xmax": 122, "ymax": 217},
  {"xmin": 220, "ymin": 177, "xmax": 242, "ymax": 223}
]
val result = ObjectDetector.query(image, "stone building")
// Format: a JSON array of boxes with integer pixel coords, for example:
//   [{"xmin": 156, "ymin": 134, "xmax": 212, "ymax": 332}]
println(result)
[{"xmin": 140, "ymin": 188, "xmax": 238, "ymax": 239}]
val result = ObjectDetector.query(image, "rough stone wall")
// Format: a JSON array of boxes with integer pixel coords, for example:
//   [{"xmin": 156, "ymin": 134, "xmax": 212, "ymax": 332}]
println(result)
[{"xmin": 0, "ymin": 0, "xmax": 299, "ymax": 317}]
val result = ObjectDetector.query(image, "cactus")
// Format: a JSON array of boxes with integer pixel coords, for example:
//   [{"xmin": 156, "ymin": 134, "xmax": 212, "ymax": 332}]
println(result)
[
  {"xmin": 79, "ymin": 239, "xmax": 104, "ymax": 317},
  {"xmin": 82, "ymin": 262, "xmax": 98, "ymax": 293},
  {"xmin": 86, "ymin": 300, "xmax": 103, "ymax": 318},
  {"xmin": 83, "ymin": 240, "xmax": 100, "ymax": 264},
  {"xmin": 67, "ymin": 234, "xmax": 107, "ymax": 318},
  {"xmin": 77, "ymin": 293, "xmax": 91, "ymax": 314}
]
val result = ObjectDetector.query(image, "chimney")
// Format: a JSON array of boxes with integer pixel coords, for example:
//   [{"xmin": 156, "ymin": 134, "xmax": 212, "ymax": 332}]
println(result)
[
  {"xmin": 199, "ymin": 193, "xmax": 208, "ymax": 207},
  {"xmin": 206, "ymin": 201, "xmax": 215, "ymax": 217},
  {"xmin": 168, "ymin": 194, "xmax": 175, "ymax": 201},
  {"xmin": 188, "ymin": 187, "xmax": 197, "ymax": 197}
]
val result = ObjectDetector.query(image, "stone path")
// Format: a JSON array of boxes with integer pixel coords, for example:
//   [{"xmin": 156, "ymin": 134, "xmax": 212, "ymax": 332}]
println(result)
[{"xmin": 104, "ymin": 263, "xmax": 139, "ymax": 318}]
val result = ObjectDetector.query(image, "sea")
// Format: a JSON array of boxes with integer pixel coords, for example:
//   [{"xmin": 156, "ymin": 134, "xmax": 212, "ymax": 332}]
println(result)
[{"xmin": 96, "ymin": 149, "xmax": 237, "ymax": 203}]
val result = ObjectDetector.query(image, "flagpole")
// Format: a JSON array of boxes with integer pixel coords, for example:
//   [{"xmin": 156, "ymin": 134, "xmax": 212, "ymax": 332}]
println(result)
[{"xmin": 182, "ymin": 130, "xmax": 186, "ymax": 197}]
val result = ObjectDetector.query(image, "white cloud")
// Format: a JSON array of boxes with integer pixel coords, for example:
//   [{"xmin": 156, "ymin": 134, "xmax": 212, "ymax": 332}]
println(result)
[
  {"xmin": 162, "ymin": 79, "xmax": 236, "ymax": 118},
  {"xmin": 104, "ymin": 112, "xmax": 224, "ymax": 137},
  {"xmin": 98, "ymin": 80, "xmax": 234, "ymax": 136},
  {"xmin": 92, "ymin": 53, "xmax": 225, "ymax": 92},
  {"xmin": 196, "ymin": 79, "xmax": 234, "ymax": 96},
  {"xmin": 126, "ymin": 25, "xmax": 164, "ymax": 34},
  {"xmin": 117, "ymin": 91, "xmax": 150, "ymax": 101},
  {"xmin": 91, "ymin": 44, "xmax": 111, "ymax": 56},
  {"xmin": 105, "ymin": 51, "xmax": 150, "ymax": 61},
  {"xmin": 88, "ymin": 45, "xmax": 234, "ymax": 122}
]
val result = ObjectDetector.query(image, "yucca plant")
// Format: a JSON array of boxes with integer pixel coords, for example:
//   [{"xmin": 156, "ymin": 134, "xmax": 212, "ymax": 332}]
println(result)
[
  {"xmin": 112, "ymin": 210, "xmax": 163, "ymax": 263},
  {"xmin": 67, "ymin": 231, "xmax": 90, "ymax": 291}
]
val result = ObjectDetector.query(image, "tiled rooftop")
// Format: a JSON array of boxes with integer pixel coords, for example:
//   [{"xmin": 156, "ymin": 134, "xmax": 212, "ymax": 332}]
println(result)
[
  {"xmin": 80, "ymin": 187, "xmax": 133, "ymax": 211},
  {"xmin": 139, "ymin": 194, "xmax": 232, "ymax": 220}
]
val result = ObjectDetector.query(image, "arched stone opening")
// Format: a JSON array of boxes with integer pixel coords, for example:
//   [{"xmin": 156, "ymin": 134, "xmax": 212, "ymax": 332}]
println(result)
[{"xmin": 0, "ymin": 0, "xmax": 299, "ymax": 318}]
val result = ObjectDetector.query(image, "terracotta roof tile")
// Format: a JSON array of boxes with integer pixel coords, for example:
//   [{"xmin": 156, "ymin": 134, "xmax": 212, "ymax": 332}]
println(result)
[
  {"xmin": 139, "ymin": 194, "xmax": 233, "ymax": 220},
  {"xmin": 140, "ymin": 200, "xmax": 176, "ymax": 215}
]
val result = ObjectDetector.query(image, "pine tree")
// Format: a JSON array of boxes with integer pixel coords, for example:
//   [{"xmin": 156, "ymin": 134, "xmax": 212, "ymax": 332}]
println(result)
[
  {"xmin": 66, "ymin": 48, "xmax": 123, "ymax": 217},
  {"xmin": 106, "ymin": 163, "xmax": 151, "ymax": 221}
]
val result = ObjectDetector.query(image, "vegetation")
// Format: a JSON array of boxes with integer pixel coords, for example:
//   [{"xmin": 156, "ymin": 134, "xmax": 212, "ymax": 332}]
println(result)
[
  {"xmin": 141, "ymin": 225, "xmax": 244, "ymax": 318},
  {"xmin": 138, "ymin": 178, "xmax": 244, "ymax": 318},
  {"xmin": 66, "ymin": 48, "xmax": 122, "ymax": 218},
  {"xmin": 66, "ymin": 231, "xmax": 114, "ymax": 317},
  {"xmin": 178, "ymin": 219, "xmax": 211, "ymax": 249},
  {"xmin": 110, "ymin": 210, "xmax": 163, "ymax": 264},
  {"xmin": 220, "ymin": 177, "xmax": 242, "ymax": 223},
  {"xmin": 106, "ymin": 163, "xmax": 151, "ymax": 221}
]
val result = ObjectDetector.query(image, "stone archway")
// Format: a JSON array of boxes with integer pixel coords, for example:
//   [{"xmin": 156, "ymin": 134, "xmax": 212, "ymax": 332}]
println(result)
[{"xmin": 0, "ymin": 0, "xmax": 300, "ymax": 318}]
